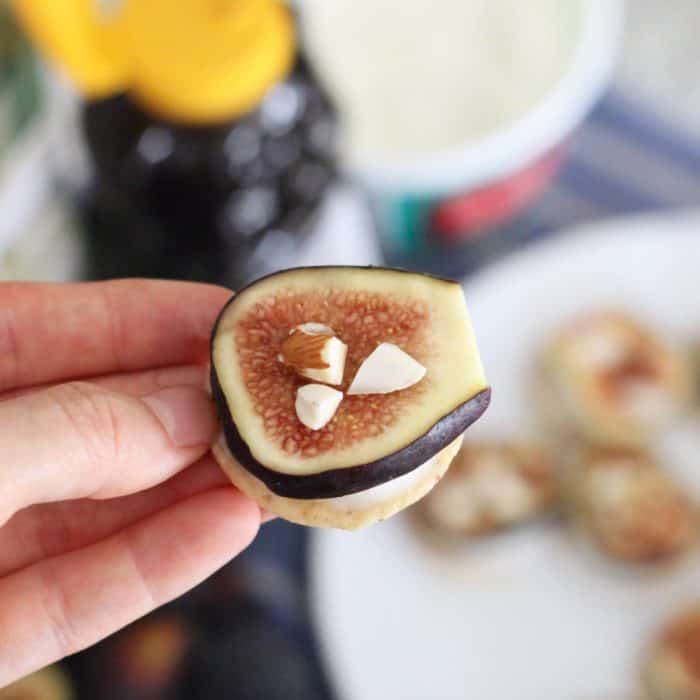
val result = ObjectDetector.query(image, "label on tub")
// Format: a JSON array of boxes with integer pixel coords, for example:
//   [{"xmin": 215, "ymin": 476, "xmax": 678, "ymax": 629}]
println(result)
[{"xmin": 372, "ymin": 146, "xmax": 566, "ymax": 260}]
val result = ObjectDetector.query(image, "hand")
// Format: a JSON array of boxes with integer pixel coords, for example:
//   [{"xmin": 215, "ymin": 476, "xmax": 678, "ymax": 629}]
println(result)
[{"xmin": 0, "ymin": 279, "xmax": 261, "ymax": 685}]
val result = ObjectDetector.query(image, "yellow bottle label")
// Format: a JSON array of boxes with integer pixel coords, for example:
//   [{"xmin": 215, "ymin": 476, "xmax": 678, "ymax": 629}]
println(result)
[{"xmin": 12, "ymin": 0, "xmax": 296, "ymax": 123}]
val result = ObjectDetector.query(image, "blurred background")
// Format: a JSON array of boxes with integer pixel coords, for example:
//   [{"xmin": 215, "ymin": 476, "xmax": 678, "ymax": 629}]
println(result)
[{"xmin": 4, "ymin": 1, "xmax": 700, "ymax": 699}]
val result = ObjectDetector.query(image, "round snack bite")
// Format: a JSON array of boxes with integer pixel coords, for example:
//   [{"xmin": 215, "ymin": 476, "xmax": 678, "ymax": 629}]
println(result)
[
  {"xmin": 540, "ymin": 311, "xmax": 691, "ymax": 447},
  {"xmin": 210, "ymin": 266, "xmax": 490, "ymax": 530},
  {"xmin": 83, "ymin": 615, "xmax": 191, "ymax": 700},
  {"xmin": 566, "ymin": 448, "xmax": 697, "ymax": 564},
  {"xmin": 416, "ymin": 441, "xmax": 558, "ymax": 537},
  {"xmin": 646, "ymin": 604, "xmax": 700, "ymax": 700},
  {"xmin": 0, "ymin": 665, "xmax": 73, "ymax": 700}
]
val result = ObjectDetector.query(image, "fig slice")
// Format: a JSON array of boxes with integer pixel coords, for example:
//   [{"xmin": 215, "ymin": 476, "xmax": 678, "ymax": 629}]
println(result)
[{"xmin": 210, "ymin": 266, "xmax": 490, "ymax": 499}]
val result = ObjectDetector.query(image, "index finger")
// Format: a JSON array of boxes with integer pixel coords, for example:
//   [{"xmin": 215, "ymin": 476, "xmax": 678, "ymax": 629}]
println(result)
[{"xmin": 0, "ymin": 279, "xmax": 232, "ymax": 392}]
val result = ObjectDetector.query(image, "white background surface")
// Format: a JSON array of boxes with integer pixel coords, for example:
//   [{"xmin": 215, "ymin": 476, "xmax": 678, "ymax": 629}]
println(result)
[
  {"xmin": 309, "ymin": 210, "xmax": 700, "ymax": 700},
  {"xmin": 618, "ymin": 0, "xmax": 700, "ymax": 139}
]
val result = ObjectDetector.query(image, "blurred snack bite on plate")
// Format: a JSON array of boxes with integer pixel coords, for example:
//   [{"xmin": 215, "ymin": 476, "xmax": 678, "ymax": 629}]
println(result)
[
  {"xmin": 414, "ymin": 441, "xmax": 558, "ymax": 538},
  {"xmin": 298, "ymin": 0, "xmax": 623, "ymax": 279},
  {"xmin": 690, "ymin": 341, "xmax": 700, "ymax": 409},
  {"xmin": 565, "ymin": 448, "xmax": 697, "ymax": 564},
  {"xmin": 82, "ymin": 614, "xmax": 191, "ymax": 700},
  {"xmin": 0, "ymin": 665, "xmax": 73, "ymax": 700},
  {"xmin": 645, "ymin": 604, "xmax": 700, "ymax": 700},
  {"xmin": 539, "ymin": 311, "xmax": 691, "ymax": 448}
]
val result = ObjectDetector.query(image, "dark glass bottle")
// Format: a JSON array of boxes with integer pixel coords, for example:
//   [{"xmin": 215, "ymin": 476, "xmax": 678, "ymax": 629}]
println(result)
[
  {"xmin": 80, "ymin": 53, "xmax": 338, "ymax": 288},
  {"xmin": 13, "ymin": 0, "xmax": 339, "ymax": 288}
]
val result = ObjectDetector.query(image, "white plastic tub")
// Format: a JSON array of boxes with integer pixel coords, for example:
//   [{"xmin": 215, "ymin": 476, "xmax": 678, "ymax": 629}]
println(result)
[{"xmin": 299, "ymin": 0, "xmax": 625, "ymax": 273}]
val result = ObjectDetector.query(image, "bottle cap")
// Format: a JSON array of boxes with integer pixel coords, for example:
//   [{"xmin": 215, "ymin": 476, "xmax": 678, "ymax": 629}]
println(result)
[{"xmin": 13, "ymin": 0, "xmax": 296, "ymax": 123}]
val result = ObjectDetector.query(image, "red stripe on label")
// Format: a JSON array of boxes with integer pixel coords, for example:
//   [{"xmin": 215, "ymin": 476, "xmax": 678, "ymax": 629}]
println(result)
[{"xmin": 430, "ymin": 145, "xmax": 567, "ymax": 242}]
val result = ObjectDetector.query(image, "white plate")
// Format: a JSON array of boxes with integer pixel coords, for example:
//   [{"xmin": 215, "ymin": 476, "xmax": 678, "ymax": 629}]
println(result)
[{"xmin": 309, "ymin": 209, "xmax": 700, "ymax": 700}]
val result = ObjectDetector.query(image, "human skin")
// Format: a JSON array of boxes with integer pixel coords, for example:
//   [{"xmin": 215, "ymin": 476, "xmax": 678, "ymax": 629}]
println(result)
[{"xmin": 0, "ymin": 279, "xmax": 262, "ymax": 685}]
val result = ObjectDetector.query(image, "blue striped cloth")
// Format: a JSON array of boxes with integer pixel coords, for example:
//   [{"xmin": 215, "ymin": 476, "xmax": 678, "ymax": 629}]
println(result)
[
  {"xmin": 530, "ymin": 92, "xmax": 700, "ymax": 231},
  {"xmin": 186, "ymin": 90, "xmax": 700, "ymax": 700}
]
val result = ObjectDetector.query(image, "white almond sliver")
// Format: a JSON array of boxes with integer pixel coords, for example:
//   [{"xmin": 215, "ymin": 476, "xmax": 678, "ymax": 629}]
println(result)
[
  {"xmin": 295, "ymin": 383, "xmax": 344, "ymax": 430},
  {"xmin": 347, "ymin": 343, "xmax": 426, "ymax": 395}
]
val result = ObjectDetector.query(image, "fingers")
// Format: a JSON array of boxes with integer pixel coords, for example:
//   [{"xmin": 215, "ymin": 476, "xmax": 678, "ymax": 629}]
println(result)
[
  {"xmin": 0, "ymin": 488, "xmax": 260, "ymax": 684},
  {"xmin": 0, "ymin": 378, "xmax": 218, "ymax": 523},
  {"xmin": 0, "ymin": 364, "xmax": 207, "ymax": 403},
  {"xmin": 0, "ymin": 456, "xmax": 230, "ymax": 577},
  {"xmin": 91, "ymin": 364, "xmax": 208, "ymax": 398},
  {"xmin": 0, "ymin": 279, "xmax": 231, "ymax": 393}
]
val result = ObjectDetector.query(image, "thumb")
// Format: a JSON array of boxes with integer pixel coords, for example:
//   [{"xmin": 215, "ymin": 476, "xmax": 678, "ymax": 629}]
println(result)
[{"xmin": 0, "ymin": 380, "xmax": 218, "ymax": 522}]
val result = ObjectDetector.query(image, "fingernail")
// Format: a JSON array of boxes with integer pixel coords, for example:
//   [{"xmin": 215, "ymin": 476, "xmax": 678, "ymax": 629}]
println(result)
[{"xmin": 144, "ymin": 386, "xmax": 218, "ymax": 448}]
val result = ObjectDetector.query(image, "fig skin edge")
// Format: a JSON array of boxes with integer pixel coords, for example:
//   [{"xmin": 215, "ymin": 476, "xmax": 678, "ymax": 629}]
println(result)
[{"xmin": 210, "ymin": 266, "xmax": 491, "ymax": 500}]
